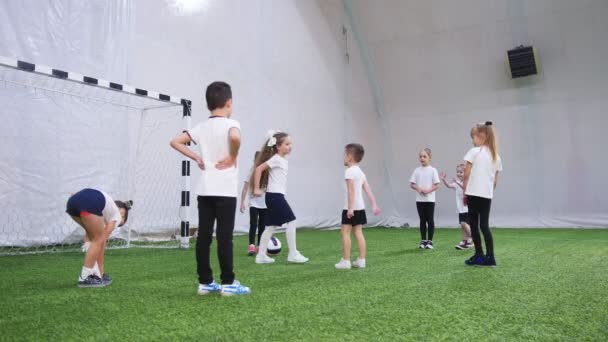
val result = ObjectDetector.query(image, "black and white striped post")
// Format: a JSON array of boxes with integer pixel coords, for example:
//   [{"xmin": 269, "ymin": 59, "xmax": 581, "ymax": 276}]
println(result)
[
  {"xmin": 0, "ymin": 55, "xmax": 192, "ymax": 248},
  {"xmin": 180, "ymin": 99, "xmax": 192, "ymax": 249}
]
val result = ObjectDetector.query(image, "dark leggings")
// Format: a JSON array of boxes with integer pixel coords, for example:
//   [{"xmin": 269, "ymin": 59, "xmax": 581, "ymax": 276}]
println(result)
[
  {"xmin": 248, "ymin": 207, "xmax": 267, "ymax": 246},
  {"xmin": 197, "ymin": 196, "xmax": 236, "ymax": 285},
  {"xmin": 416, "ymin": 202, "xmax": 435, "ymax": 241},
  {"xmin": 467, "ymin": 195, "xmax": 494, "ymax": 257}
]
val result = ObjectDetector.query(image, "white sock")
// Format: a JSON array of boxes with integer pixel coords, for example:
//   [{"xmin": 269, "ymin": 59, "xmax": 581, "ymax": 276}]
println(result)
[
  {"xmin": 80, "ymin": 267, "xmax": 93, "ymax": 281},
  {"xmin": 285, "ymin": 220, "xmax": 297, "ymax": 255},
  {"xmin": 257, "ymin": 226, "xmax": 275, "ymax": 257},
  {"xmin": 92, "ymin": 262, "xmax": 101, "ymax": 277}
]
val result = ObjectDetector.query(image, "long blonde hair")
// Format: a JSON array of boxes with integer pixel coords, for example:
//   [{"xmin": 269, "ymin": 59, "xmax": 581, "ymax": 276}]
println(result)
[
  {"xmin": 471, "ymin": 121, "xmax": 499, "ymax": 162},
  {"xmin": 249, "ymin": 132, "xmax": 289, "ymax": 192}
]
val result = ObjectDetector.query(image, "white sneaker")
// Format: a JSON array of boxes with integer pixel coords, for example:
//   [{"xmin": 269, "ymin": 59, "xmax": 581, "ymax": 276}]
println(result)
[
  {"xmin": 255, "ymin": 253, "xmax": 275, "ymax": 264},
  {"xmin": 287, "ymin": 251, "xmax": 309, "ymax": 263},
  {"xmin": 335, "ymin": 259, "xmax": 351, "ymax": 269},
  {"xmin": 221, "ymin": 280, "xmax": 251, "ymax": 296},
  {"xmin": 352, "ymin": 259, "xmax": 366, "ymax": 269},
  {"xmin": 425, "ymin": 241, "xmax": 434, "ymax": 249}
]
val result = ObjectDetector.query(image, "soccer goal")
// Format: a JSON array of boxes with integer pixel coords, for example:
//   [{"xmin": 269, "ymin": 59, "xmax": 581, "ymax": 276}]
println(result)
[{"xmin": 0, "ymin": 56, "xmax": 193, "ymax": 255}]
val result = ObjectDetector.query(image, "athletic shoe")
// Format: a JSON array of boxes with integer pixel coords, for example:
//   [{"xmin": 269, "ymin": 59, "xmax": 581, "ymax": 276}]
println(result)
[
  {"xmin": 335, "ymin": 259, "xmax": 351, "ymax": 270},
  {"xmin": 352, "ymin": 259, "xmax": 366, "ymax": 269},
  {"xmin": 247, "ymin": 244, "xmax": 256, "ymax": 256},
  {"xmin": 78, "ymin": 275, "xmax": 104, "ymax": 288},
  {"xmin": 455, "ymin": 240, "xmax": 469, "ymax": 250},
  {"xmin": 480, "ymin": 255, "xmax": 497, "ymax": 267},
  {"xmin": 255, "ymin": 254, "xmax": 275, "ymax": 264},
  {"xmin": 464, "ymin": 254, "xmax": 485, "ymax": 266},
  {"xmin": 418, "ymin": 240, "xmax": 427, "ymax": 249},
  {"xmin": 81, "ymin": 241, "xmax": 91, "ymax": 253},
  {"xmin": 221, "ymin": 280, "xmax": 251, "ymax": 296},
  {"xmin": 425, "ymin": 241, "xmax": 434, "ymax": 249},
  {"xmin": 197, "ymin": 282, "xmax": 221, "ymax": 295},
  {"xmin": 465, "ymin": 241, "xmax": 474, "ymax": 248},
  {"xmin": 287, "ymin": 251, "xmax": 309, "ymax": 263},
  {"xmin": 102, "ymin": 273, "xmax": 113, "ymax": 286}
]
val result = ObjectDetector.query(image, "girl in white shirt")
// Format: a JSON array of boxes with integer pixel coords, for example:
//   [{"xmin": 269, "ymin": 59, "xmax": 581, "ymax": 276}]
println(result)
[
  {"xmin": 253, "ymin": 131, "xmax": 309, "ymax": 264},
  {"xmin": 463, "ymin": 121, "xmax": 503, "ymax": 267},
  {"xmin": 240, "ymin": 152, "xmax": 267, "ymax": 256},
  {"xmin": 66, "ymin": 188, "xmax": 132, "ymax": 287},
  {"xmin": 410, "ymin": 148, "xmax": 440, "ymax": 249}
]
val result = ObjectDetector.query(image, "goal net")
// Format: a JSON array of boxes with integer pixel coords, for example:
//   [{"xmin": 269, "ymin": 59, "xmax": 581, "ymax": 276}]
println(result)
[{"xmin": 0, "ymin": 59, "xmax": 190, "ymax": 255}]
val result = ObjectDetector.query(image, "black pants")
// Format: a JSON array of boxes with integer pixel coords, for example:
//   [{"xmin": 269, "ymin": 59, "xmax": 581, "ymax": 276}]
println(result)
[
  {"xmin": 248, "ymin": 207, "xmax": 267, "ymax": 246},
  {"xmin": 197, "ymin": 196, "xmax": 236, "ymax": 285},
  {"xmin": 467, "ymin": 195, "xmax": 494, "ymax": 256},
  {"xmin": 416, "ymin": 202, "xmax": 435, "ymax": 241}
]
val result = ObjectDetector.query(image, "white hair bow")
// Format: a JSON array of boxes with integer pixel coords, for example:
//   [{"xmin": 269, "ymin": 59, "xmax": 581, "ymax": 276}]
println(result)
[{"xmin": 266, "ymin": 130, "xmax": 279, "ymax": 147}]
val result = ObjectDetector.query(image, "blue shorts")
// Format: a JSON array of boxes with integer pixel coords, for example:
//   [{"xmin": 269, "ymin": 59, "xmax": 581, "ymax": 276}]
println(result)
[
  {"xmin": 66, "ymin": 188, "xmax": 105, "ymax": 217},
  {"xmin": 265, "ymin": 192, "xmax": 296, "ymax": 226}
]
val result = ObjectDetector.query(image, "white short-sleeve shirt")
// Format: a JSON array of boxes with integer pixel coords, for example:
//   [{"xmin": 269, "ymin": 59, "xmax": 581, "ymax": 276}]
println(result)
[
  {"xmin": 188, "ymin": 116, "xmax": 241, "ymax": 197},
  {"xmin": 344, "ymin": 165, "xmax": 367, "ymax": 210},
  {"xmin": 266, "ymin": 154, "xmax": 288, "ymax": 194},
  {"xmin": 245, "ymin": 180, "xmax": 267, "ymax": 209},
  {"xmin": 450, "ymin": 181, "xmax": 468, "ymax": 214},
  {"xmin": 463, "ymin": 146, "xmax": 503, "ymax": 199},
  {"xmin": 409, "ymin": 166, "xmax": 440, "ymax": 202},
  {"xmin": 100, "ymin": 191, "xmax": 122, "ymax": 225}
]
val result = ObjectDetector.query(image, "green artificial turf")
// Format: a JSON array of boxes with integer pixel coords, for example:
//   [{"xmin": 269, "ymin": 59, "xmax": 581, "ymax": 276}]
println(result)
[{"xmin": 0, "ymin": 228, "xmax": 606, "ymax": 341}]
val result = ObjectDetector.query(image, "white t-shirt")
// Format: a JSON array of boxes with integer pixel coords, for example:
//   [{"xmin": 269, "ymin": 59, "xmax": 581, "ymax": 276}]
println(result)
[
  {"xmin": 344, "ymin": 165, "xmax": 367, "ymax": 210},
  {"xmin": 450, "ymin": 181, "xmax": 468, "ymax": 214},
  {"xmin": 409, "ymin": 166, "xmax": 440, "ymax": 202},
  {"xmin": 266, "ymin": 154, "xmax": 288, "ymax": 194},
  {"xmin": 463, "ymin": 146, "xmax": 503, "ymax": 199},
  {"xmin": 100, "ymin": 191, "xmax": 122, "ymax": 225},
  {"xmin": 246, "ymin": 182, "xmax": 267, "ymax": 209},
  {"xmin": 188, "ymin": 117, "xmax": 241, "ymax": 197}
]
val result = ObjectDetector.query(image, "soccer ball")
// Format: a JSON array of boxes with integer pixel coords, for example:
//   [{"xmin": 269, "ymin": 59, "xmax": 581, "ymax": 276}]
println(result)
[{"xmin": 267, "ymin": 236, "xmax": 282, "ymax": 255}]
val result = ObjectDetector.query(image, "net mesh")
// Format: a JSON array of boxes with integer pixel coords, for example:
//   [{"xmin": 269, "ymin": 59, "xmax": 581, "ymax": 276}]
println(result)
[{"xmin": 0, "ymin": 65, "xmax": 185, "ymax": 255}]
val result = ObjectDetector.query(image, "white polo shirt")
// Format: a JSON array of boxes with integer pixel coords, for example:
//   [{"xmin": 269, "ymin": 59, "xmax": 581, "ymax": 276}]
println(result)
[
  {"xmin": 188, "ymin": 116, "xmax": 241, "ymax": 197},
  {"xmin": 266, "ymin": 154, "xmax": 288, "ymax": 194}
]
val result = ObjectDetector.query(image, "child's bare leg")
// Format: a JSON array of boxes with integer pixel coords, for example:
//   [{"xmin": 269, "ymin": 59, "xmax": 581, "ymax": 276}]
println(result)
[
  {"xmin": 462, "ymin": 222, "xmax": 472, "ymax": 242},
  {"xmin": 80, "ymin": 215, "xmax": 105, "ymax": 272},
  {"xmin": 341, "ymin": 225, "xmax": 352, "ymax": 260},
  {"xmin": 353, "ymin": 225, "xmax": 366, "ymax": 259}
]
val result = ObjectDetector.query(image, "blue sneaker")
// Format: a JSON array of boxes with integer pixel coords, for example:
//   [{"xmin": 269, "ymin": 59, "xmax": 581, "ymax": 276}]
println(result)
[
  {"xmin": 197, "ymin": 282, "xmax": 221, "ymax": 295},
  {"xmin": 221, "ymin": 280, "xmax": 251, "ymax": 297},
  {"xmin": 464, "ymin": 254, "xmax": 485, "ymax": 266},
  {"xmin": 78, "ymin": 275, "xmax": 105, "ymax": 288}
]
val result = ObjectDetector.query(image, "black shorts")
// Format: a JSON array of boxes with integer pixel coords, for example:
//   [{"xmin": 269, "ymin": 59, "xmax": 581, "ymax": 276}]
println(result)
[
  {"xmin": 341, "ymin": 210, "xmax": 367, "ymax": 226},
  {"xmin": 458, "ymin": 212, "xmax": 469, "ymax": 224},
  {"xmin": 66, "ymin": 188, "xmax": 105, "ymax": 217}
]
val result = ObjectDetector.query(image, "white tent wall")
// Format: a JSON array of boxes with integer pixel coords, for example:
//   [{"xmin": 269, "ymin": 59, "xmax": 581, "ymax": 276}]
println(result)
[
  {"xmin": 0, "ymin": 0, "xmax": 392, "ymax": 244},
  {"xmin": 349, "ymin": 0, "xmax": 608, "ymax": 228}
]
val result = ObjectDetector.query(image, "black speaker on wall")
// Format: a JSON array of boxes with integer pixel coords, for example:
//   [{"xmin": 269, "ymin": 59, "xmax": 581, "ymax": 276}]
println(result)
[{"xmin": 507, "ymin": 45, "xmax": 538, "ymax": 78}]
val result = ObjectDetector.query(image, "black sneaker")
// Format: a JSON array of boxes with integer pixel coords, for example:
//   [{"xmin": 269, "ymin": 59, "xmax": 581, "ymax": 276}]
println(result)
[
  {"xmin": 102, "ymin": 273, "xmax": 113, "ymax": 285},
  {"xmin": 464, "ymin": 255, "xmax": 484, "ymax": 266},
  {"xmin": 480, "ymin": 255, "xmax": 496, "ymax": 267},
  {"xmin": 425, "ymin": 240, "xmax": 434, "ymax": 249},
  {"xmin": 418, "ymin": 240, "xmax": 426, "ymax": 249},
  {"xmin": 78, "ymin": 275, "xmax": 104, "ymax": 288}
]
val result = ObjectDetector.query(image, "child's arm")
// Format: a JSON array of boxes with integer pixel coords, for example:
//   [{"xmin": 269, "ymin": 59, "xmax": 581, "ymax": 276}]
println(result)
[
  {"xmin": 494, "ymin": 171, "xmax": 500, "ymax": 191},
  {"xmin": 253, "ymin": 163, "xmax": 270, "ymax": 196},
  {"xmin": 346, "ymin": 179, "xmax": 355, "ymax": 218},
  {"xmin": 462, "ymin": 161, "xmax": 472, "ymax": 205},
  {"xmin": 170, "ymin": 132, "xmax": 205, "ymax": 170},
  {"xmin": 440, "ymin": 172, "xmax": 455, "ymax": 189},
  {"xmin": 216, "ymin": 127, "xmax": 241, "ymax": 170},
  {"xmin": 410, "ymin": 182, "xmax": 424, "ymax": 194},
  {"xmin": 240, "ymin": 181, "xmax": 249, "ymax": 213},
  {"xmin": 363, "ymin": 180, "xmax": 381, "ymax": 215}
]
